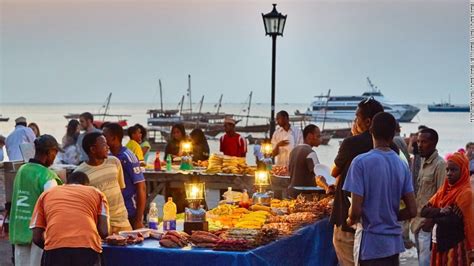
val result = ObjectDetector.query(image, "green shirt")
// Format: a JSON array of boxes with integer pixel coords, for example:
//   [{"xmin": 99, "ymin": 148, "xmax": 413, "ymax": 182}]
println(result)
[{"xmin": 9, "ymin": 162, "xmax": 63, "ymax": 245}]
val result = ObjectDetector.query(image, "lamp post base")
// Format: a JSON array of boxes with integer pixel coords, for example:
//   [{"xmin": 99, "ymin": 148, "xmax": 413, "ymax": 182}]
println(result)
[{"xmin": 184, "ymin": 221, "xmax": 209, "ymax": 235}]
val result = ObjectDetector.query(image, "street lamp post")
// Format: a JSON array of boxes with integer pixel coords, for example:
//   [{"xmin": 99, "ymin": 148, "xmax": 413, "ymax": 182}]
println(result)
[{"xmin": 262, "ymin": 3, "xmax": 287, "ymax": 138}]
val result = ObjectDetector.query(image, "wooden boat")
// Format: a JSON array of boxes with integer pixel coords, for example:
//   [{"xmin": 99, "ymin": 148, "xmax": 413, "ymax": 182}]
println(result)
[
  {"xmin": 0, "ymin": 115, "xmax": 9, "ymax": 122},
  {"xmin": 64, "ymin": 93, "xmax": 130, "ymax": 127}
]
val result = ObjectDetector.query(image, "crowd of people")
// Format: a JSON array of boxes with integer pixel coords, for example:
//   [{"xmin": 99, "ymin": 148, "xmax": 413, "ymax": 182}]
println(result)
[{"xmin": 0, "ymin": 100, "xmax": 473, "ymax": 265}]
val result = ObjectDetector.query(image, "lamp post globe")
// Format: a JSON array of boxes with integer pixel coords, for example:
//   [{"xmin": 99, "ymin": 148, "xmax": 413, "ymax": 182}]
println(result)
[{"xmin": 262, "ymin": 4, "xmax": 287, "ymax": 138}]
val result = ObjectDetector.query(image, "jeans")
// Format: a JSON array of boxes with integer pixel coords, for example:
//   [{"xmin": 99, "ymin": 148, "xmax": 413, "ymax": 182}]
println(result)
[{"xmin": 415, "ymin": 230, "xmax": 431, "ymax": 266}]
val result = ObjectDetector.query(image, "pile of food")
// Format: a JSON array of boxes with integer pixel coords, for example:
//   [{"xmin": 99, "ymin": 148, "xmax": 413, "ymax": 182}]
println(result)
[
  {"xmin": 204, "ymin": 154, "xmax": 255, "ymax": 175},
  {"xmin": 189, "ymin": 231, "xmax": 220, "ymax": 248},
  {"xmin": 193, "ymin": 160, "xmax": 209, "ymax": 168},
  {"xmin": 158, "ymin": 231, "xmax": 190, "ymax": 248},
  {"xmin": 271, "ymin": 165, "xmax": 289, "ymax": 176},
  {"xmin": 291, "ymin": 195, "xmax": 333, "ymax": 219},
  {"xmin": 105, "ymin": 233, "xmax": 144, "ymax": 246}
]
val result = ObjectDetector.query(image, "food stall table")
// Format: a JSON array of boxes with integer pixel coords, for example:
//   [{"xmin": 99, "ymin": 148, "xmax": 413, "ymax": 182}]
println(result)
[{"xmin": 102, "ymin": 218, "xmax": 337, "ymax": 266}]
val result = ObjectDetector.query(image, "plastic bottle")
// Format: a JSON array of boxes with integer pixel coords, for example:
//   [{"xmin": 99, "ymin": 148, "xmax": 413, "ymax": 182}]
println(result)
[
  {"xmin": 225, "ymin": 187, "xmax": 233, "ymax": 205},
  {"xmin": 239, "ymin": 189, "xmax": 250, "ymax": 209},
  {"xmin": 166, "ymin": 154, "xmax": 172, "ymax": 172},
  {"xmin": 162, "ymin": 197, "xmax": 177, "ymax": 231},
  {"xmin": 154, "ymin": 151, "xmax": 161, "ymax": 171},
  {"xmin": 148, "ymin": 202, "xmax": 158, "ymax": 229}
]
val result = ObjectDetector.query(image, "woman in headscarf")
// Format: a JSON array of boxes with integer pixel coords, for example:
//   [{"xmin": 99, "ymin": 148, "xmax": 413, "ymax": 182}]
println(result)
[{"xmin": 421, "ymin": 152, "xmax": 474, "ymax": 265}]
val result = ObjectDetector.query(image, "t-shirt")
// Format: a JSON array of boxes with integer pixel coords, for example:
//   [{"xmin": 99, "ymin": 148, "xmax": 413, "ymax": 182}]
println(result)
[
  {"xmin": 75, "ymin": 156, "xmax": 130, "ymax": 229},
  {"xmin": 5, "ymin": 125, "xmax": 36, "ymax": 161},
  {"xmin": 271, "ymin": 126, "xmax": 303, "ymax": 167},
  {"xmin": 125, "ymin": 140, "xmax": 144, "ymax": 162},
  {"xmin": 9, "ymin": 162, "xmax": 62, "ymax": 244},
  {"xmin": 29, "ymin": 185, "xmax": 108, "ymax": 253},
  {"xmin": 219, "ymin": 133, "xmax": 246, "ymax": 157},
  {"xmin": 288, "ymin": 144, "xmax": 320, "ymax": 198},
  {"xmin": 343, "ymin": 149, "xmax": 414, "ymax": 260},
  {"xmin": 116, "ymin": 147, "xmax": 145, "ymax": 218}
]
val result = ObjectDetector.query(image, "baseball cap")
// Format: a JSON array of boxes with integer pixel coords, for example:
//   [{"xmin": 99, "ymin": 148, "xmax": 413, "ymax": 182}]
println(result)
[
  {"xmin": 15, "ymin": 116, "xmax": 27, "ymax": 124},
  {"xmin": 34, "ymin": 134, "xmax": 63, "ymax": 152}
]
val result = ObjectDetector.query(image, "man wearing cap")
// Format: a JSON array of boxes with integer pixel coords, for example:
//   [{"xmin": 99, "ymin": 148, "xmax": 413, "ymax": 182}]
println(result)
[
  {"xmin": 219, "ymin": 117, "xmax": 247, "ymax": 157},
  {"xmin": 9, "ymin": 135, "xmax": 64, "ymax": 266},
  {"xmin": 5, "ymin": 116, "xmax": 36, "ymax": 161},
  {"xmin": 271, "ymin": 110, "xmax": 303, "ymax": 167}
]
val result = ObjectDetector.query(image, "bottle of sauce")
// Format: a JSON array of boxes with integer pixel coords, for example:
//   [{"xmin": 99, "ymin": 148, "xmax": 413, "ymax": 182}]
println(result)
[
  {"xmin": 148, "ymin": 202, "xmax": 159, "ymax": 229},
  {"xmin": 163, "ymin": 197, "xmax": 177, "ymax": 231},
  {"xmin": 154, "ymin": 151, "xmax": 161, "ymax": 171}
]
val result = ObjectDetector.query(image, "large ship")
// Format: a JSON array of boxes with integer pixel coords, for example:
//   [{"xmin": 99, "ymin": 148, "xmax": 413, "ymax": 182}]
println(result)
[{"xmin": 305, "ymin": 77, "xmax": 420, "ymax": 122}]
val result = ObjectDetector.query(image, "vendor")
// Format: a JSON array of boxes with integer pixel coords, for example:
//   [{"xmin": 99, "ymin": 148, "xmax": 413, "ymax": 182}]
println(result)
[
  {"xmin": 287, "ymin": 124, "xmax": 323, "ymax": 198},
  {"xmin": 190, "ymin": 128, "xmax": 209, "ymax": 162},
  {"xmin": 219, "ymin": 117, "xmax": 246, "ymax": 157},
  {"xmin": 271, "ymin": 110, "xmax": 303, "ymax": 167},
  {"xmin": 164, "ymin": 124, "xmax": 187, "ymax": 160}
]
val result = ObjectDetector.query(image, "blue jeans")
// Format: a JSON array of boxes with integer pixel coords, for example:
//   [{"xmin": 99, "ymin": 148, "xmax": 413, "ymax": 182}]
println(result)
[{"xmin": 415, "ymin": 230, "xmax": 431, "ymax": 266}]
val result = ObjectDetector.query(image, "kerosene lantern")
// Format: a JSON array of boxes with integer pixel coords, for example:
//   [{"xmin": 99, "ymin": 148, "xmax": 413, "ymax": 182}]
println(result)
[
  {"xmin": 260, "ymin": 141, "xmax": 273, "ymax": 170},
  {"xmin": 252, "ymin": 170, "xmax": 274, "ymax": 206},
  {"xmin": 179, "ymin": 140, "xmax": 193, "ymax": 171},
  {"xmin": 183, "ymin": 182, "xmax": 208, "ymax": 234}
]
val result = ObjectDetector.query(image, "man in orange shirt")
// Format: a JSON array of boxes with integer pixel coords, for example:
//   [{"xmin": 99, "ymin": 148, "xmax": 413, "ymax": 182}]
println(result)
[{"xmin": 30, "ymin": 171, "xmax": 109, "ymax": 266}]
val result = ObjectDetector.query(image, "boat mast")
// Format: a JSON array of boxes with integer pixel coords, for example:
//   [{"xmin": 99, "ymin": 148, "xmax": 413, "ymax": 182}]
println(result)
[
  {"xmin": 102, "ymin": 92, "xmax": 112, "ymax": 121},
  {"xmin": 159, "ymin": 79, "xmax": 163, "ymax": 112},
  {"xmin": 367, "ymin": 77, "xmax": 378, "ymax": 93},
  {"xmin": 179, "ymin": 95, "xmax": 185, "ymax": 113},
  {"xmin": 188, "ymin": 74, "xmax": 192, "ymax": 114},
  {"xmin": 198, "ymin": 95, "xmax": 205, "ymax": 115},
  {"xmin": 246, "ymin": 91, "xmax": 253, "ymax": 127},
  {"xmin": 322, "ymin": 89, "xmax": 331, "ymax": 131},
  {"xmin": 216, "ymin": 94, "xmax": 223, "ymax": 114}
]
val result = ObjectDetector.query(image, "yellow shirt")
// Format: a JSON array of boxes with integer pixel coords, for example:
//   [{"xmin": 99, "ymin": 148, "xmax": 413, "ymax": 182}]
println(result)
[{"xmin": 126, "ymin": 140, "xmax": 144, "ymax": 162}]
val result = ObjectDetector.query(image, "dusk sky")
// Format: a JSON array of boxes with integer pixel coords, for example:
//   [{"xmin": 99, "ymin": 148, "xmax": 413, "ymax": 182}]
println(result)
[{"xmin": 0, "ymin": 0, "xmax": 469, "ymax": 104}]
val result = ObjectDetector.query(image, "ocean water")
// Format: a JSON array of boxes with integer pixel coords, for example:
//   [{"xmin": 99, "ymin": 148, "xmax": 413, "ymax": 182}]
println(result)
[{"xmin": 0, "ymin": 102, "xmax": 473, "ymax": 165}]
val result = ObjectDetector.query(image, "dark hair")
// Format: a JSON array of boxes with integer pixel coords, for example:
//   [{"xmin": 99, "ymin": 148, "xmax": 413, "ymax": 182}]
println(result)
[
  {"xmin": 66, "ymin": 120, "xmax": 80, "ymax": 138},
  {"xmin": 171, "ymin": 124, "xmax": 186, "ymax": 140},
  {"xmin": 277, "ymin": 110, "xmax": 289, "ymax": 119},
  {"xmin": 190, "ymin": 128, "xmax": 207, "ymax": 144},
  {"xmin": 357, "ymin": 98, "xmax": 384, "ymax": 120},
  {"xmin": 418, "ymin": 125, "xmax": 428, "ymax": 131},
  {"xmin": 303, "ymin": 124, "xmax": 318, "ymax": 139},
  {"xmin": 82, "ymin": 132, "xmax": 103, "ymax": 155},
  {"xmin": 16, "ymin": 122, "xmax": 27, "ymax": 127},
  {"xmin": 135, "ymin": 124, "xmax": 147, "ymax": 140},
  {"xmin": 67, "ymin": 171, "xmax": 90, "ymax": 185},
  {"xmin": 466, "ymin": 142, "xmax": 474, "ymax": 149},
  {"xmin": 79, "ymin": 112, "xmax": 94, "ymax": 122},
  {"xmin": 104, "ymin": 123, "xmax": 124, "ymax": 140},
  {"xmin": 370, "ymin": 112, "xmax": 396, "ymax": 141},
  {"xmin": 419, "ymin": 128, "xmax": 439, "ymax": 145},
  {"xmin": 127, "ymin": 125, "xmax": 140, "ymax": 138}
]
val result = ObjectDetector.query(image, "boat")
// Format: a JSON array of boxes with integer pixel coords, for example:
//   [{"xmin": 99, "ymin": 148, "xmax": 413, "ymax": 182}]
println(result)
[
  {"xmin": 0, "ymin": 115, "xmax": 9, "ymax": 122},
  {"xmin": 147, "ymin": 79, "xmax": 184, "ymax": 127},
  {"xmin": 427, "ymin": 103, "xmax": 469, "ymax": 112},
  {"xmin": 64, "ymin": 93, "xmax": 130, "ymax": 127},
  {"xmin": 305, "ymin": 77, "xmax": 420, "ymax": 122},
  {"xmin": 427, "ymin": 95, "xmax": 470, "ymax": 112}
]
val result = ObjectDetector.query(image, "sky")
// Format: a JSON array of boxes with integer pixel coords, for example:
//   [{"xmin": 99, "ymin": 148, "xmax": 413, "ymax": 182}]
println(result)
[{"xmin": 0, "ymin": 0, "xmax": 470, "ymax": 105}]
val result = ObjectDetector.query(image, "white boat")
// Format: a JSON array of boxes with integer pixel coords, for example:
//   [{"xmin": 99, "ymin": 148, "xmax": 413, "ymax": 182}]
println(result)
[{"xmin": 305, "ymin": 77, "xmax": 420, "ymax": 122}]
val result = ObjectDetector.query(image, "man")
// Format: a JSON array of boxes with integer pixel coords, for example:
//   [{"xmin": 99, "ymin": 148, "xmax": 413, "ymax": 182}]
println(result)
[
  {"xmin": 287, "ymin": 124, "xmax": 323, "ymax": 198},
  {"xmin": 344, "ymin": 112, "xmax": 417, "ymax": 265},
  {"xmin": 9, "ymin": 135, "xmax": 63, "ymax": 266},
  {"xmin": 30, "ymin": 171, "xmax": 109, "ymax": 266},
  {"xmin": 271, "ymin": 110, "xmax": 303, "ymax": 167},
  {"xmin": 407, "ymin": 125, "xmax": 428, "ymax": 193},
  {"xmin": 393, "ymin": 122, "xmax": 410, "ymax": 165},
  {"xmin": 466, "ymin": 141, "xmax": 474, "ymax": 175},
  {"xmin": 410, "ymin": 127, "xmax": 446, "ymax": 266},
  {"xmin": 219, "ymin": 117, "xmax": 247, "ymax": 157},
  {"xmin": 74, "ymin": 132, "xmax": 132, "ymax": 233},
  {"xmin": 5, "ymin": 116, "xmax": 36, "ymax": 161},
  {"xmin": 330, "ymin": 98, "xmax": 395, "ymax": 266},
  {"xmin": 103, "ymin": 123, "xmax": 146, "ymax": 229},
  {"xmin": 76, "ymin": 112, "xmax": 101, "ymax": 163}
]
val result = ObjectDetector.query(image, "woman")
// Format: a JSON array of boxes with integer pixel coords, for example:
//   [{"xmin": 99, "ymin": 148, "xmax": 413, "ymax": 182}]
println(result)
[
  {"xmin": 135, "ymin": 124, "xmax": 151, "ymax": 162},
  {"xmin": 190, "ymin": 128, "xmax": 209, "ymax": 162},
  {"xmin": 28, "ymin": 122, "xmax": 40, "ymax": 138},
  {"xmin": 56, "ymin": 119, "xmax": 80, "ymax": 165},
  {"xmin": 421, "ymin": 152, "xmax": 474, "ymax": 265},
  {"xmin": 164, "ymin": 124, "xmax": 186, "ymax": 160},
  {"xmin": 126, "ymin": 125, "xmax": 145, "ymax": 164}
]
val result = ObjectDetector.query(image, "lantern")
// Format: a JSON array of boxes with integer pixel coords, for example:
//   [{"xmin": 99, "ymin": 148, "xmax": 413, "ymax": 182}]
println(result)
[{"xmin": 183, "ymin": 181, "xmax": 208, "ymax": 234}]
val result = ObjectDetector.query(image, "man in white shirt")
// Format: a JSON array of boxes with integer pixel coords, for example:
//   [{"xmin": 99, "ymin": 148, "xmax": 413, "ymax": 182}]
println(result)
[
  {"xmin": 6, "ymin": 117, "xmax": 36, "ymax": 161},
  {"xmin": 271, "ymin": 110, "xmax": 303, "ymax": 167},
  {"xmin": 76, "ymin": 112, "xmax": 101, "ymax": 163}
]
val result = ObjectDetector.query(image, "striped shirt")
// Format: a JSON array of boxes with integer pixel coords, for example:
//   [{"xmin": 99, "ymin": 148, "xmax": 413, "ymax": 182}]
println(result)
[{"xmin": 75, "ymin": 156, "xmax": 131, "ymax": 230}]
